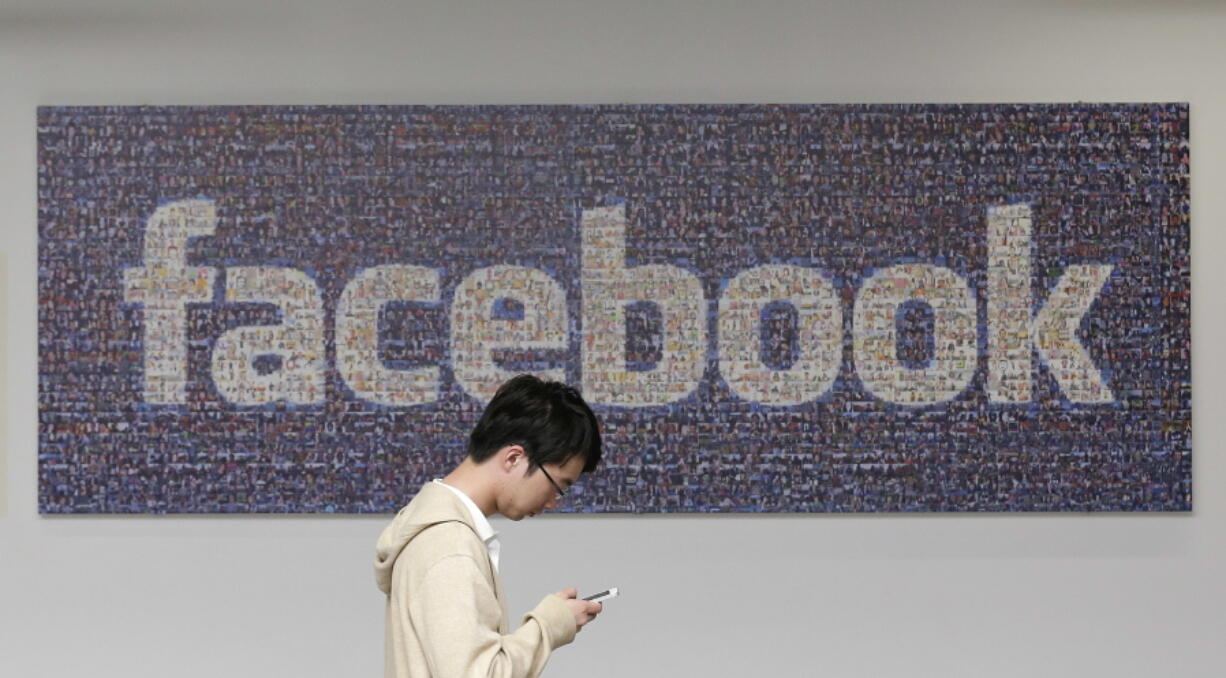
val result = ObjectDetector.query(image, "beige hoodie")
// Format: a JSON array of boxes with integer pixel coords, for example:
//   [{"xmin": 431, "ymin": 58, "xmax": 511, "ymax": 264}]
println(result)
[{"xmin": 374, "ymin": 482, "xmax": 577, "ymax": 678}]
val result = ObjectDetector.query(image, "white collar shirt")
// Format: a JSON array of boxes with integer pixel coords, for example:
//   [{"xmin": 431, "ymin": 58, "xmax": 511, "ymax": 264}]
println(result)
[{"xmin": 433, "ymin": 479, "xmax": 501, "ymax": 572}]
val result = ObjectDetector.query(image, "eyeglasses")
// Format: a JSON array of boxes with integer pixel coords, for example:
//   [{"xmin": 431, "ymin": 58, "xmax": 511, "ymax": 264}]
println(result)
[{"xmin": 538, "ymin": 465, "xmax": 567, "ymax": 499}]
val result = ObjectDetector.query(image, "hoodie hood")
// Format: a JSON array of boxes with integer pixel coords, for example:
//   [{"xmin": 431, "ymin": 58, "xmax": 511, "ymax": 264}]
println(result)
[{"xmin": 374, "ymin": 482, "xmax": 477, "ymax": 595}]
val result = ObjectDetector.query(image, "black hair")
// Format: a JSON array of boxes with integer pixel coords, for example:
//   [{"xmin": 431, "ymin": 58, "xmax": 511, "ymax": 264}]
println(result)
[{"xmin": 468, "ymin": 374, "xmax": 602, "ymax": 474}]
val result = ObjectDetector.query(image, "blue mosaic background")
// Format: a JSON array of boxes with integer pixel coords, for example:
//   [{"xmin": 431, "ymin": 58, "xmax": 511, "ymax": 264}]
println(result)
[{"xmin": 38, "ymin": 104, "xmax": 1190, "ymax": 513}]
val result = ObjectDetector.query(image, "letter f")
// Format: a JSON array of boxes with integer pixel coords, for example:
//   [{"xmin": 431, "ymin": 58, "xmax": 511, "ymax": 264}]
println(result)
[{"xmin": 122, "ymin": 200, "xmax": 219, "ymax": 404}]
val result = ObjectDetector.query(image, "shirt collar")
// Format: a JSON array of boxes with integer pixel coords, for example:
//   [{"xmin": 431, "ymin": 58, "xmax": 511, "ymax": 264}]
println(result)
[{"xmin": 432, "ymin": 479, "xmax": 499, "ymax": 546}]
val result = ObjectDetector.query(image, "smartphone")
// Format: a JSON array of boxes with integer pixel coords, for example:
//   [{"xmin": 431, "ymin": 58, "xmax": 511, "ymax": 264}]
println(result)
[{"xmin": 583, "ymin": 587, "xmax": 619, "ymax": 603}]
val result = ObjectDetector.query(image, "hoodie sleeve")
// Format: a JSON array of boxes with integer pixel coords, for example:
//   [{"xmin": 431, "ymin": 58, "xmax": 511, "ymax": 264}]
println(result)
[{"xmin": 411, "ymin": 554, "xmax": 578, "ymax": 678}]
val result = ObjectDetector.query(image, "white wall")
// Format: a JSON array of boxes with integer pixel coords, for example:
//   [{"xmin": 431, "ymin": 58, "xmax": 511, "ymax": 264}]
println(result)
[{"xmin": 2, "ymin": 1, "xmax": 1224, "ymax": 676}]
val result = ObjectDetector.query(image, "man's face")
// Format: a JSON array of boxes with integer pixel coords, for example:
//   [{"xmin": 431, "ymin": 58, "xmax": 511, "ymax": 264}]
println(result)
[{"xmin": 500, "ymin": 452, "xmax": 587, "ymax": 520}]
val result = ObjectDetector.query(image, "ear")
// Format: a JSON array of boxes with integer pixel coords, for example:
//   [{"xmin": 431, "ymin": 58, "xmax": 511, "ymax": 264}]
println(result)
[{"xmin": 499, "ymin": 445, "xmax": 525, "ymax": 472}]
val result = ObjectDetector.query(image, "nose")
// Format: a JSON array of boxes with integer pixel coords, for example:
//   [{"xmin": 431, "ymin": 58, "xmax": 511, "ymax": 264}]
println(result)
[{"xmin": 544, "ymin": 494, "xmax": 559, "ymax": 511}]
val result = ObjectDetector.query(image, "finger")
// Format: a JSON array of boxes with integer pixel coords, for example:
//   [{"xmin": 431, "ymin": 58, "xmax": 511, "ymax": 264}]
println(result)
[{"xmin": 556, "ymin": 587, "xmax": 578, "ymax": 599}]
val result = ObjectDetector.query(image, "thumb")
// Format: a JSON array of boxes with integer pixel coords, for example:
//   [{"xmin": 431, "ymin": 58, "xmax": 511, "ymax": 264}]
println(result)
[{"xmin": 556, "ymin": 586, "xmax": 578, "ymax": 599}]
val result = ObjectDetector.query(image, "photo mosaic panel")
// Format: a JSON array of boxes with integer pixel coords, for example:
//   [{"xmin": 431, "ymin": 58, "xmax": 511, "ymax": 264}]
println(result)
[{"xmin": 38, "ymin": 104, "xmax": 1190, "ymax": 513}]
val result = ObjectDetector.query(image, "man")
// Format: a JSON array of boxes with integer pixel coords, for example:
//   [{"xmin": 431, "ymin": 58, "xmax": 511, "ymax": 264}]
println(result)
[{"xmin": 374, "ymin": 374, "xmax": 605, "ymax": 678}]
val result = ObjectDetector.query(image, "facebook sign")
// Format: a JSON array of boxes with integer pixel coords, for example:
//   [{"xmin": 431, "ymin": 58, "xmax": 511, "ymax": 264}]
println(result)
[{"xmin": 38, "ymin": 104, "xmax": 1190, "ymax": 513}]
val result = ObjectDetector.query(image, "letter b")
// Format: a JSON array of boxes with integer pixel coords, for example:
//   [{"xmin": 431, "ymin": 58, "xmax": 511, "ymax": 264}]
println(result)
[{"xmin": 581, "ymin": 205, "xmax": 706, "ymax": 406}]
